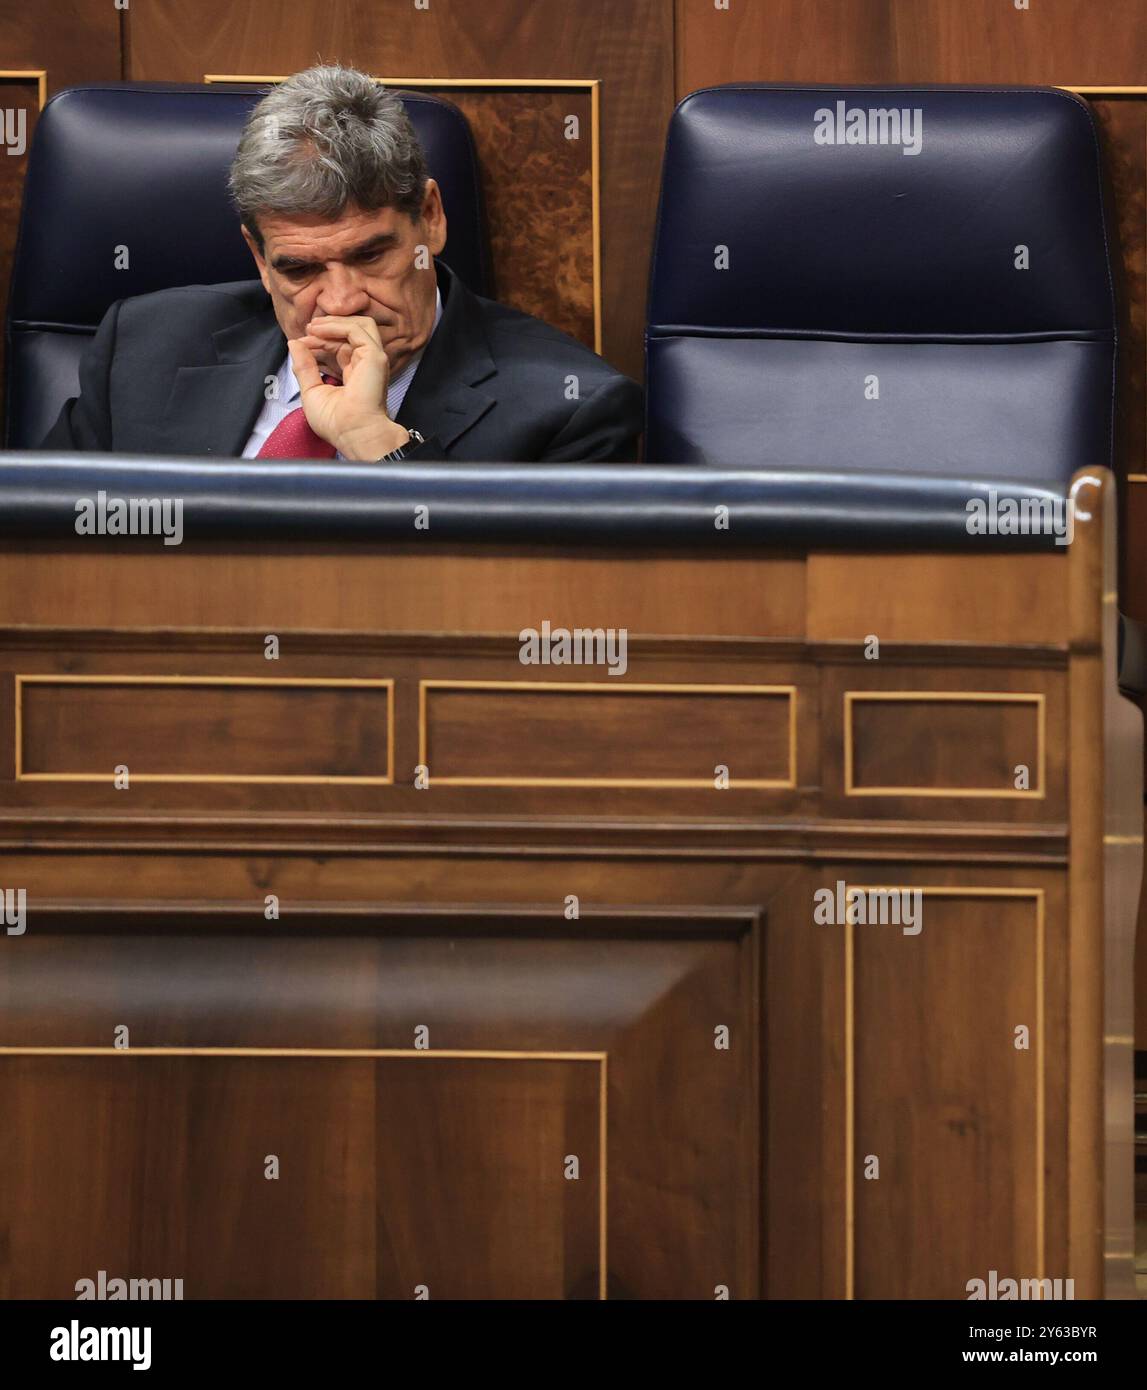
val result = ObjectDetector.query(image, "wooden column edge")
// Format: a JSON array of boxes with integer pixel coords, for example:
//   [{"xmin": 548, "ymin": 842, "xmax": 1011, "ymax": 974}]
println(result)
[{"xmin": 1066, "ymin": 468, "xmax": 1107, "ymax": 1296}]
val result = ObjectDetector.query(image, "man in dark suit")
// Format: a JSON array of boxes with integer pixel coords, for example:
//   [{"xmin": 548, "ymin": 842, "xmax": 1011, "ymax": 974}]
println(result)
[{"xmin": 43, "ymin": 64, "xmax": 642, "ymax": 464}]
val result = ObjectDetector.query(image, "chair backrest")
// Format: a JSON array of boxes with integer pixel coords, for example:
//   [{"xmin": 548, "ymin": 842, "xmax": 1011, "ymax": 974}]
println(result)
[
  {"xmin": 5, "ymin": 81, "xmax": 491, "ymax": 449},
  {"xmin": 645, "ymin": 84, "xmax": 1118, "ymax": 481}
]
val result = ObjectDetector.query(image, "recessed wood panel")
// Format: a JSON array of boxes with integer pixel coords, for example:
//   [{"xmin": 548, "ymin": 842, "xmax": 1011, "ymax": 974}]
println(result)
[
  {"xmin": 0, "ymin": 1052, "xmax": 602, "ymax": 1300},
  {"xmin": 16, "ymin": 675, "xmax": 393, "ymax": 783},
  {"xmin": 852, "ymin": 890, "xmax": 1045, "ymax": 1299},
  {"xmin": 0, "ymin": 905, "xmax": 759, "ymax": 1300},
  {"xmin": 846, "ymin": 692, "xmax": 1044, "ymax": 798},
  {"xmin": 438, "ymin": 86, "xmax": 595, "ymax": 348},
  {"xmin": 819, "ymin": 664, "xmax": 1067, "ymax": 823},
  {"xmin": 420, "ymin": 679, "xmax": 796, "ymax": 787}
]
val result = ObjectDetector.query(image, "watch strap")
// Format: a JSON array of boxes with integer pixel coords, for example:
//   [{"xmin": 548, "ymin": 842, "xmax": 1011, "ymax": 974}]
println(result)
[{"xmin": 376, "ymin": 428, "xmax": 425, "ymax": 464}]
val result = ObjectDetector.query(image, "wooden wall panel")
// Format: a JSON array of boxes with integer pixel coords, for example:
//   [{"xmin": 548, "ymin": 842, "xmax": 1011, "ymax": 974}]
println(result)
[
  {"xmin": 420, "ymin": 680, "xmax": 795, "ymax": 787},
  {"xmin": 441, "ymin": 87, "xmax": 595, "ymax": 347},
  {"xmin": 852, "ymin": 890, "xmax": 1051, "ymax": 1299},
  {"xmin": 846, "ymin": 693, "xmax": 1045, "ymax": 797},
  {"xmin": 128, "ymin": 0, "xmax": 676, "ymax": 380},
  {"xmin": 0, "ymin": 906, "xmax": 757, "ymax": 1300},
  {"xmin": 808, "ymin": 552, "xmax": 1067, "ymax": 645},
  {"xmin": 0, "ymin": 544, "xmax": 805, "ymax": 635},
  {"xmin": 676, "ymin": 0, "xmax": 1147, "ymax": 90},
  {"xmin": 0, "ymin": 1053, "xmax": 603, "ymax": 1299},
  {"xmin": 822, "ymin": 665, "xmax": 1068, "ymax": 824},
  {"xmin": 16, "ymin": 675, "xmax": 394, "ymax": 783}
]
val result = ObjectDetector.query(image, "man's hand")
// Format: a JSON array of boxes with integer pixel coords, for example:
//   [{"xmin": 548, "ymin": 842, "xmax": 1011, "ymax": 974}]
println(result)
[{"xmin": 289, "ymin": 314, "xmax": 411, "ymax": 460}]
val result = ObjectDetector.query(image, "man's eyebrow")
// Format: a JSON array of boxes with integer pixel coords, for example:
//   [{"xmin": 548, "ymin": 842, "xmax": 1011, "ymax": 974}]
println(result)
[{"xmin": 270, "ymin": 231, "xmax": 400, "ymax": 272}]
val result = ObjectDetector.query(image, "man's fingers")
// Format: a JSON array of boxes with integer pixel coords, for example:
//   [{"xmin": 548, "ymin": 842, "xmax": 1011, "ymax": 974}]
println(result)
[
  {"xmin": 305, "ymin": 318, "xmax": 382, "ymax": 350},
  {"xmin": 296, "ymin": 333, "xmax": 335, "ymax": 363},
  {"xmin": 308, "ymin": 314, "xmax": 383, "ymax": 345},
  {"xmin": 288, "ymin": 339, "xmax": 325, "ymax": 393}
]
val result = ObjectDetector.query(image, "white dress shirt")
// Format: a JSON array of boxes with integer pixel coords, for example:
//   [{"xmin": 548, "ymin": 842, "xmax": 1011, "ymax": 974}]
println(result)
[{"xmin": 242, "ymin": 287, "xmax": 443, "ymax": 459}]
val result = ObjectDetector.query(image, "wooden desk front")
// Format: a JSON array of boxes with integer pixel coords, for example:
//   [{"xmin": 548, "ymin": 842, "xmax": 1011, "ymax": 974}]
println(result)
[{"xmin": 0, "ymin": 469, "xmax": 1138, "ymax": 1300}]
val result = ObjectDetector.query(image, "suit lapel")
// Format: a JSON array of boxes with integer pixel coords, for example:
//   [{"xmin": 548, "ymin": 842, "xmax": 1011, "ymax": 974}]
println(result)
[
  {"xmin": 156, "ymin": 302, "xmax": 285, "ymax": 457},
  {"xmin": 395, "ymin": 261, "xmax": 497, "ymax": 452}
]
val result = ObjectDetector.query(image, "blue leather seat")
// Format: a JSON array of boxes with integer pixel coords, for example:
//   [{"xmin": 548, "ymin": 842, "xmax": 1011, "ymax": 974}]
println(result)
[
  {"xmin": 4, "ymin": 81, "xmax": 491, "ymax": 449},
  {"xmin": 645, "ymin": 84, "xmax": 1118, "ymax": 481}
]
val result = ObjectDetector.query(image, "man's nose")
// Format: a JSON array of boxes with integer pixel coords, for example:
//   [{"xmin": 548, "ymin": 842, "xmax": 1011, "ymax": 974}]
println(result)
[{"xmin": 314, "ymin": 264, "xmax": 369, "ymax": 317}]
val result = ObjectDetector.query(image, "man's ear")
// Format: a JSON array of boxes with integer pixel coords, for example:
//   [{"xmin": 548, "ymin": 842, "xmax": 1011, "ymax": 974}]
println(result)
[
  {"xmin": 420, "ymin": 179, "xmax": 447, "ymax": 256},
  {"xmin": 241, "ymin": 223, "xmax": 272, "ymax": 294}
]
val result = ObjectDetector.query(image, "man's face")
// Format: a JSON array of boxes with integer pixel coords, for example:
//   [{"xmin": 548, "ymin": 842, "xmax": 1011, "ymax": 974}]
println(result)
[{"xmin": 242, "ymin": 179, "xmax": 447, "ymax": 378}]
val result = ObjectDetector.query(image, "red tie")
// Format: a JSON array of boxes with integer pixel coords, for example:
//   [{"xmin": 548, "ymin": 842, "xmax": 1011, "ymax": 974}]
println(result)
[{"xmin": 256, "ymin": 376, "xmax": 340, "ymax": 459}]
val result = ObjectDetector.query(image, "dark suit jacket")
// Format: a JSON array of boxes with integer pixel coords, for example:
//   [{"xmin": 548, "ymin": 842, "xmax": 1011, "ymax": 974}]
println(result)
[{"xmin": 42, "ymin": 261, "xmax": 643, "ymax": 462}]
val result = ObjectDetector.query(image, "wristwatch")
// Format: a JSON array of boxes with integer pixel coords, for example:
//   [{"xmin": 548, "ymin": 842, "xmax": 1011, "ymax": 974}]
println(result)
[{"xmin": 376, "ymin": 428, "xmax": 425, "ymax": 463}]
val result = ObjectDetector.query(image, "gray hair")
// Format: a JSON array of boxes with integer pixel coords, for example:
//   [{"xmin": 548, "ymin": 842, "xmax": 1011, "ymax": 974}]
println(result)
[{"xmin": 229, "ymin": 64, "xmax": 429, "ymax": 250}]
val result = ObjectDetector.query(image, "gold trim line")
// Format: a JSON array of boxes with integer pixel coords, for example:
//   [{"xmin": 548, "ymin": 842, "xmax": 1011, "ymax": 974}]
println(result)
[{"xmin": 0, "ymin": 70, "xmax": 48, "ymax": 110}]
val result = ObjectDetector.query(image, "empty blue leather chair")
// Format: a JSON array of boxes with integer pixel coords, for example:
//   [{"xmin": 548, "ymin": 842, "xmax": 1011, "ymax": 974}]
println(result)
[
  {"xmin": 645, "ymin": 84, "xmax": 1118, "ymax": 481},
  {"xmin": 4, "ymin": 81, "xmax": 491, "ymax": 449}
]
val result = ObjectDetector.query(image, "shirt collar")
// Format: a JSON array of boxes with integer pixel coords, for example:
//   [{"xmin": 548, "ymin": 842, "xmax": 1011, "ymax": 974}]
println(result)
[{"xmin": 281, "ymin": 286, "xmax": 443, "ymax": 403}]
